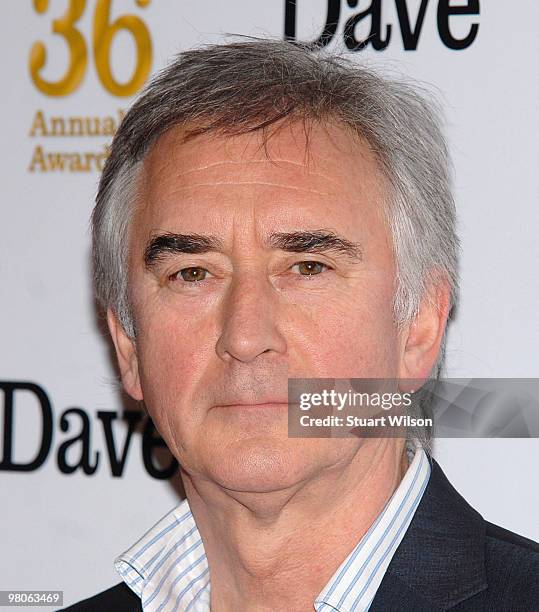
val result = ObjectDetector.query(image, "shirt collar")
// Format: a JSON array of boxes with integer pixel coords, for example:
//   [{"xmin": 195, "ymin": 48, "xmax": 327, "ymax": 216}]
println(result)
[
  {"xmin": 314, "ymin": 447, "xmax": 430, "ymax": 611},
  {"xmin": 115, "ymin": 448, "xmax": 430, "ymax": 612},
  {"xmin": 115, "ymin": 503, "xmax": 210, "ymax": 611}
]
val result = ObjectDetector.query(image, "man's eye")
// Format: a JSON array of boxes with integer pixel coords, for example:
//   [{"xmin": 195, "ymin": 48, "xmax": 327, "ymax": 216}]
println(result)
[
  {"xmin": 172, "ymin": 267, "xmax": 209, "ymax": 282},
  {"xmin": 292, "ymin": 261, "xmax": 329, "ymax": 276}
]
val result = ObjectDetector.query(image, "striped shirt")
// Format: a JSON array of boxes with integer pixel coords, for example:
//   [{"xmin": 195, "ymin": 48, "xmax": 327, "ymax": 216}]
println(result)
[{"xmin": 115, "ymin": 448, "xmax": 430, "ymax": 611}]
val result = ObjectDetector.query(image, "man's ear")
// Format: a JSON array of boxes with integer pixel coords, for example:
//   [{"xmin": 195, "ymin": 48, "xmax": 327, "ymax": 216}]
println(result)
[
  {"xmin": 106, "ymin": 308, "xmax": 143, "ymax": 401},
  {"xmin": 399, "ymin": 278, "xmax": 451, "ymax": 381}
]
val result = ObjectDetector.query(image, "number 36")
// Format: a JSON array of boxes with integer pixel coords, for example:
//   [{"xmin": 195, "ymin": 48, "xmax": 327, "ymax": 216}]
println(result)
[{"xmin": 30, "ymin": 0, "xmax": 152, "ymax": 97}]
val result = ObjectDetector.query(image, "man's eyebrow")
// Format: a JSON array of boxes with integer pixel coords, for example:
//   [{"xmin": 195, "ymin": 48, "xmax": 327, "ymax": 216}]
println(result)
[
  {"xmin": 144, "ymin": 229, "xmax": 362, "ymax": 269},
  {"xmin": 144, "ymin": 232, "xmax": 224, "ymax": 268},
  {"xmin": 267, "ymin": 230, "xmax": 362, "ymax": 261}
]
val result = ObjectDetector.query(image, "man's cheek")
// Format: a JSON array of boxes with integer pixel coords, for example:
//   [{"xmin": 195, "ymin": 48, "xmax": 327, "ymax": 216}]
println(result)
[
  {"xmin": 135, "ymin": 325, "xmax": 201, "ymax": 409},
  {"xmin": 140, "ymin": 340, "xmax": 200, "ymax": 396},
  {"xmin": 138, "ymin": 303, "xmax": 215, "ymax": 361},
  {"xmin": 313, "ymin": 313, "xmax": 397, "ymax": 377}
]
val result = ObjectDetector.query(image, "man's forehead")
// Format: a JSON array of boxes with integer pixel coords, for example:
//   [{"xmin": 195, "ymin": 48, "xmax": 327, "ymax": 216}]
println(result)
[
  {"xmin": 131, "ymin": 120, "xmax": 389, "ymax": 241},
  {"xmin": 141, "ymin": 119, "xmax": 382, "ymax": 185}
]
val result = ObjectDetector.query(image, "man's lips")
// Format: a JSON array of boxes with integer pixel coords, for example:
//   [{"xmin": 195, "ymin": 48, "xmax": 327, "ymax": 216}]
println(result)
[{"xmin": 215, "ymin": 402, "xmax": 290, "ymax": 410}]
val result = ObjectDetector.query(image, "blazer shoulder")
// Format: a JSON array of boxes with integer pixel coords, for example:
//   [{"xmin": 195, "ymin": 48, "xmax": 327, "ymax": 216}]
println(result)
[
  {"xmin": 478, "ymin": 521, "xmax": 539, "ymax": 610},
  {"xmin": 484, "ymin": 519, "xmax": 539, "ymax": 554},
  {"xmin": 61, "ymin": 582, "xmax": 142, "ymax": 611}
]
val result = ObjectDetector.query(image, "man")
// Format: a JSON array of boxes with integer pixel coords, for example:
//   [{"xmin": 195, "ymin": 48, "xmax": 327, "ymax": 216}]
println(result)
[{"xmin": 65, "ymin": 40, "xmax": 538, "ymax": 611}]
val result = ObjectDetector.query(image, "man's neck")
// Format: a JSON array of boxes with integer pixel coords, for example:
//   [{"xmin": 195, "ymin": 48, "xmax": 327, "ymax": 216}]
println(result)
[{"xmin": 181, "ymin": 439, "xmax": 409, "ymax": 611}]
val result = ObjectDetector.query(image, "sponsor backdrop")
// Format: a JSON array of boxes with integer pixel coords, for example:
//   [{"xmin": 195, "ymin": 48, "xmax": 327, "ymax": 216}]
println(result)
[{"xmin": 1, "ymin": 1, "xmax": 538, "ymax": 607}]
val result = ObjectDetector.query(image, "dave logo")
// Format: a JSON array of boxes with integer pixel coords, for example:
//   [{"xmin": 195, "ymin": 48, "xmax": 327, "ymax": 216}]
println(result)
[
  {"xmin": 285, "ymin": 0, "xmax": 480, "ymax": 51},
  {"xmin": 0, "ymin": 381, "xmax": 178, "ymax": 479}
]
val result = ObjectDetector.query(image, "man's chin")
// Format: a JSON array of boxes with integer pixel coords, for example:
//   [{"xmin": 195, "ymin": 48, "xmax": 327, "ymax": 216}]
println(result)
[{"xmin": 198, "ymin": 437, "xmax": 324, "ymax": 494}]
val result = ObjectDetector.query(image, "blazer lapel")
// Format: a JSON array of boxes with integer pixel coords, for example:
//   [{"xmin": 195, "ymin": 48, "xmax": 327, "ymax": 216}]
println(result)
[{"xmin": 370, "ymin": 457, "xmax": 488, "ymax": 611}]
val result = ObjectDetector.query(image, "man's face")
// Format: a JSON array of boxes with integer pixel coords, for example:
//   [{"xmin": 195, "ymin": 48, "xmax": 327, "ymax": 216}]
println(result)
[{"xmin": 121, "ymin": 121, "xmax": 409, "ymax": 492}]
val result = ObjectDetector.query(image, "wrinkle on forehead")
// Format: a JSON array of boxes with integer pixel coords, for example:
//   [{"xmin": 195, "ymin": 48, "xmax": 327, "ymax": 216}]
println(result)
[
  {"xmin": 134, "ymin": 120, "xmax": 390, "ymax": 237},
  {"xmin": 145, "ymin": 181, "xmax": 335, "ymax": 196},
  {"xmin": 161, "ymin": 159, "xmax": 342, "ymax": 188},
  {"xmin": 143, "ymin": 119, "xmax": 380, "ymax": 178}
]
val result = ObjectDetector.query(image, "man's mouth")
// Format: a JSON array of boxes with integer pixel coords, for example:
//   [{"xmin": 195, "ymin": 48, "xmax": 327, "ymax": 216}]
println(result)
[{"xmin": 215, "ymin": 401, "xmax": 290, "ymax": 410}]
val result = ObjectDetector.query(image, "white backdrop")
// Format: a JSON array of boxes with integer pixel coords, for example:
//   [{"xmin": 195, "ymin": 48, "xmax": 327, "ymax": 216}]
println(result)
[{"xmin": 1, "ymin": 1, "xmax": 538, "ymax": 608}]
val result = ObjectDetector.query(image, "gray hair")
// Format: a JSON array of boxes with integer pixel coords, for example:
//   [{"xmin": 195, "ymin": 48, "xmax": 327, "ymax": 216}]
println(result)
[{"xmin": 92, "ymin": 39, "xmax": 459, "ymax": 452}]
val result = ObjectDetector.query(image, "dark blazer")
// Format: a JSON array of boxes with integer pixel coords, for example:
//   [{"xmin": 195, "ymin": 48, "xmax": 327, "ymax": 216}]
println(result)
[{"xmin": 63, "ymin": 459, "xmax": 539, "ymax": 611}]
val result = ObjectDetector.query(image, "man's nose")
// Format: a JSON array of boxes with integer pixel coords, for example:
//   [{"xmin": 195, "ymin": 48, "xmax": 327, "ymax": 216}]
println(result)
[{"xmin": 215, "ymin": 271, "xmax": 287, "ymax": 363}]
